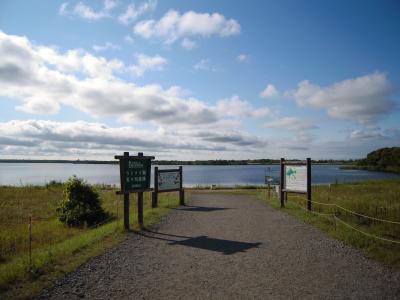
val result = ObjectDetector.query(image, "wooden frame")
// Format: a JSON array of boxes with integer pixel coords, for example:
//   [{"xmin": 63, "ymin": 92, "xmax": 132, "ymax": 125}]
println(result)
[
  {"xmin": 152, "ymin": 166, "xmax": 184, "ymax": 208},
  {"xmin": 280, "ymin": 158, "xmax": 312, "ymax": 210},
  {"xmin": 115, "ymin": 152, "xmax": 155, "ymax": 230}
]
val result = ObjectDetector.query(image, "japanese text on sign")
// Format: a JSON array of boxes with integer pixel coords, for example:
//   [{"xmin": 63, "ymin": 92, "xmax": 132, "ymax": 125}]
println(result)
[{"xmin": 122, "ymin": 159, "xmax": 151, "ymax": 192}]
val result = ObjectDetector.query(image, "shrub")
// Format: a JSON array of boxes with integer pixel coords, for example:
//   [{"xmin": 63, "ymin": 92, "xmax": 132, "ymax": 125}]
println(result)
[{"xmin": 56, "ymin": 176, "xmax": 108, "ymax": 227}]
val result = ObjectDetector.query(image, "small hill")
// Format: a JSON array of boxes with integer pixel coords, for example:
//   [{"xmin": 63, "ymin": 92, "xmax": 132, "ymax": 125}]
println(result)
[{"xmin": 355, "ymin": 147, "xmax": 400, "ymax": 173}]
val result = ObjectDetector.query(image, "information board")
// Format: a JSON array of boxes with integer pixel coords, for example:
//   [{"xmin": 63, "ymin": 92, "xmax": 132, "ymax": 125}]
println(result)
[
  {"xmin": 158, "ymin": 170, "xmax": 181, "ymax": 191},
  {"xmin": 284, "ymin": 165, "xmax": 307, "ymax": 192},
  {"xmin": 121, "ymin": 159, "xmax": 151, "ymax": 192}
]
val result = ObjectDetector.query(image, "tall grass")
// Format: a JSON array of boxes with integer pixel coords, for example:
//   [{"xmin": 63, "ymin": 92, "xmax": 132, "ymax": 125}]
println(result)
[
  {"xmin": 256, "ymin": 180, "xmax": 400, "ymax": 268},
  {"xmin": 0, "ymin": 183, "xmax": 185, "ymax": 296}
]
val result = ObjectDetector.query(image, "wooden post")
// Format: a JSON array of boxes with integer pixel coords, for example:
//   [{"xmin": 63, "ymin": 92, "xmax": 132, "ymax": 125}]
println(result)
[
  {"xmin": 121, "ymin": 151, "xmax": 130, "ymax": 230},
  {"xmin": 29, "ymin": 216, "xmax": 32, "ymax": 268},
  {"xmin": 138, "ymin": 192, "xmax": 144, "ymax": 226},
  {"xmin": 307, "ymin": 157, "xmax": 312, "ymax": 211},
  {"xmin": 152, "ymin": 167, "xmax": 158, "ymax": 208},
  {"xmin": 137, "ymin": 152, "xmax": 144, "ymax": 226},
  {"xmin": 280, "ymin": 158, "xmax": 285, "ymax": 208},
  {"xmin": 179, "ymin": 166, "xmax": 184, "ymax": 205},
  {"xmin": 123, "ymin": 193, "xmax": 130, "ymax": 230}
]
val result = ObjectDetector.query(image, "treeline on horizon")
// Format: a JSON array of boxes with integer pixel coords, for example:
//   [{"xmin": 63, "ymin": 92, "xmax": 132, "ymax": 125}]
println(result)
[
  {"xmin": 350, "ymin": 147, "xmax": 400, "ymax": 173},
  {"xmin": 0, "ymin": 158, "xmax": 355, "ymax": 165}
]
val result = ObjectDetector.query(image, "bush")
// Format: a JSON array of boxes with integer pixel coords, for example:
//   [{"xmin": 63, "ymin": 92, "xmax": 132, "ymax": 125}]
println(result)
[{"xmin": 56, "ymin": 176, "xmax": 109, "ymax": 227}]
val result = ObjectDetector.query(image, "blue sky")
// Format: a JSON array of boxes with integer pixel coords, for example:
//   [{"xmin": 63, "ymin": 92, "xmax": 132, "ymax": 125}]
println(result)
[{"xmin": 0, "ymin": 0, "xmax": 399, "ymax": 160}]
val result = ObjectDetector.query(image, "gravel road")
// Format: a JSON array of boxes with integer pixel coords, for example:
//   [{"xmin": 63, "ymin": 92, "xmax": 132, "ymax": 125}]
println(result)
[{"xmin": 38, "ymin": 192, "xmax": 400, "ymax": 299}]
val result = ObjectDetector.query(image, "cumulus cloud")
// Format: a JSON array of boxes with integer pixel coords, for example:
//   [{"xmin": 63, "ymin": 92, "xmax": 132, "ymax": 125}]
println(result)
[
  {"xmin": 59, "ymin": 0, "xmax": 118, "ymax": 21},
  {"xmin": 287, "ymin": 72, "xmax": 395, "ymax": 123},
  {"xmin": 0, "ymin": 120, "xmax": 269, "ymax": 158},
  {"xmin": 124, "ymin": 35, "xmax": 134, "ymax": 44},
  {"xmin": 0, "ymin": 31, "xmax": 267, "ymax": 129},
  {"xmin": 260, "ymin": 84, "xmax": 278, "ymax": 99},
  {"xmin": 129, "ymin": 53, "xmax": 167, "ymax": 77},
  {"xmin": 236, "ymin": 54, "xmax": 248, "ymax": 63},
  {"xmin": 193, "ymin": 58, "xmax": 219, "ymax": 72},
  {"xmin": 133, "ymin": 10, "xmax": 240, "ymax": 45},
  {"xmin": 92, "ymin": 42, "xmax": 120, "ymax": 52},
  {"xmin": 118, "ymin": 0, "xmax": 157, "ymax": 25},
  {"xmin": 264, "ymin": 117, "xmax": 318, "ymax": 131},
  {"xmin": 181, "ymin": 38, "xmax": 196, "ymax": 50},
  {"xmin": 216, "ymin": 95, "xmax": 271, "ymax": 119}
]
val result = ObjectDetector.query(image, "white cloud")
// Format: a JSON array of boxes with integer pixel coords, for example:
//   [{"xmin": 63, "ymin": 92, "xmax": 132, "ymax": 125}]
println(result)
[
  {"xmin": 59, "ymin": 0, "xmax": 118, "ymax": 21},
  {"xmin": 124, "ymin": 35, "xmax": 134, "ymax": 44},
  {"xmin": 236, "ymin": 54, "xmax": 248, "ymax": 63},
  {"xmin": 260, "ymin": 84, "xmax": 278, "ymax": 99},
  {"xmin": 134, "ymin": 10, "xmax": 240, "ymax": 45},
  {"xmin": 118, "ymin": 0, "xmax": 157, "ymax": 25},
  {"xmin": 129, "ymin": 53, "xmax": 167, "ymax": 77},
  {"xmin": 0, "ymin": 120, "xmax": 269, "ymax": 158},
  {"xmin": 216, "ymin": 95, "xmax": 271, "ymax": 119},
  {"xmin": 92, "ymin": 42, "xmax": 120, "ymax": 52},
  {"xmin": 264, "ymin": 117, "xmax": 318, "ymax": 131},
  {"xmin": 59, "ymin": 2, "xmax": 69, "ymax": 15},
  {"xmin": 193, "ymin": 58, "xmax": 219, "ymax": 72},
  {"xmin": 181, "ymin": 38, "xmax": 196, "ymax": 50},
  {"xmin": 0, "ymin": 31, "xmax": 266, "ymax": 129},
  {"xmin": 287, "ymin": 72, "xmax": 395, "ymax": 123}
]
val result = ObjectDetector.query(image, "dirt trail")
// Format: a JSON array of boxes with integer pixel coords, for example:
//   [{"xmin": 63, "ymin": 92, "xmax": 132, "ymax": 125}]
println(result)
[{"xmin": 38, "ymin": 193, "xmax": 400, "ymax": 299}]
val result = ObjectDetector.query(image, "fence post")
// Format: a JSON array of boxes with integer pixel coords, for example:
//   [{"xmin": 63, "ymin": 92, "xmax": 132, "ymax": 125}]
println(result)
[
  {"xmin": 179, "ymin": 166, "xmax": 185, "ymax": 205},
  {"xmin": 152, "ymin": 167, "xmax": 158, "ymax": 208},
  {"xmin": 307, "ymin": 157, "xmax": 312, "ymax": 211},
  {"xmin": 29, "ymin": 216, "xmax": 32, "ymax": 269},
  {"xmin": 124, "ymin": 193, "xmax": 130, "ymax": 230},
  {"xmin": 280, "ymin": 158, "xmax": 285, "ymax": 208},
  {"xmin": 138, "ymin": 192, "xmax": 144, "ymax": 227}
]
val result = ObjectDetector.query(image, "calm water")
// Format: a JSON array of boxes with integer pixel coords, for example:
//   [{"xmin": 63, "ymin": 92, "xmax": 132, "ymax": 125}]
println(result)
[{"xmin": 1, "ymin": 163, "xmax": 400, "ymax": 187}]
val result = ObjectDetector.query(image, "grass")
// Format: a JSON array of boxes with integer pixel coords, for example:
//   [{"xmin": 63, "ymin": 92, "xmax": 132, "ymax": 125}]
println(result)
[
  {"xmin": 0, "ymin": 183, "xmax": 186, "ymax": 298},
  {"xmin": 247, "ymin": 180, "xmax": 400, "ymax": 269}
]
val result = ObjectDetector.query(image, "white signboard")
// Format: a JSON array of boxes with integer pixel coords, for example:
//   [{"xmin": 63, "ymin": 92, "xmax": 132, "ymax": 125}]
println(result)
[
  {"xmin": 158, "ymin": 171, "xmax": 180, "ymax": 191},
  {"xmin": 284, "ymin": 165, "xmax": 307, "ymax": 192}
]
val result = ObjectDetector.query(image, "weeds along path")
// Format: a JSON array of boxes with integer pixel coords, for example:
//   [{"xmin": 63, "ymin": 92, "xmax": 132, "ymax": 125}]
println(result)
[{"xmin": 38, "ymin": 192, "xmax": 400, "ymax": 299}]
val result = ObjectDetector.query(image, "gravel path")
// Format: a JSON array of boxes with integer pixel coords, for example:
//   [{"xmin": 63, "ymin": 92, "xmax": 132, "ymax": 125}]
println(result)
[{"xmin": 38, "ymin": 192, "xmax": 400, "ymax": 299}]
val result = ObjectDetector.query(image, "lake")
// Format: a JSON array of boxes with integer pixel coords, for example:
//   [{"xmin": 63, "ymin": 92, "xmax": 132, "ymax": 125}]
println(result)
[{"xmin": 0, "ymin": 163, "xmax": 400, "ymax": 187}]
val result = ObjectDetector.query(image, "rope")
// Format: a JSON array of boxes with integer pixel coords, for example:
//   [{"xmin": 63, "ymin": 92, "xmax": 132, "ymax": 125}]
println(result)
[
  {"xmin": 334, "ymin": 216, "xmax": 400, "ymax": 245},
  {"xmin": 286, "ymin": 198, "xmax": 400, "ymax": 245},
  {"xmin": 334, "ymin": 204, "xmax": 400, "ymax": 225},
  {"xmin": 288, "ymin": 200, "xmax": 335, "ymax": 217},
  {"xmin": 291, "ymin": 197, "xmax": 400, "ymax": 225}
]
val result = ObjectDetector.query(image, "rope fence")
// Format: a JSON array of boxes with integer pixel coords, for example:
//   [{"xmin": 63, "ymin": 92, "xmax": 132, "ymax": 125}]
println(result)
[{"xmin": 285, "ymin": 196, "xmax": 400, "ymax": 245}]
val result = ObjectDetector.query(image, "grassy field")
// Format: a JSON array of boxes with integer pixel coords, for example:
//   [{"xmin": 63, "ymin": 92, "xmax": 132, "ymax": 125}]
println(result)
[
  {"xmin": 248, "ymin": 180, "xmax": 400, "ymax": 269},
  {"xmin": 0, "ymin": 183, "xmax": 185, "ymax": 298}
]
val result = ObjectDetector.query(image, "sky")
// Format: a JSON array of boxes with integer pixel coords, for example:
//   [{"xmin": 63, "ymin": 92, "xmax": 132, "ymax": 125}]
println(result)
[{"xmin": 0, "ymin": 0, "xmax": 399, "ymax": 160}]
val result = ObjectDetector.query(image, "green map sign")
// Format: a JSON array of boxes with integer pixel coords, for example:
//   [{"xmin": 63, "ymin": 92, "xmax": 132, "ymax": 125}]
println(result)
[
  {"xmin": 158, "ymin": 171, "xmax": 181, "ymax": 191},
  {"xmin": 121, "ymin": 159, "xmax": 151, "ymax": 192},
  {"xmin": 284, "ymin": 165, "xmax": 307, "ymax": 192}
]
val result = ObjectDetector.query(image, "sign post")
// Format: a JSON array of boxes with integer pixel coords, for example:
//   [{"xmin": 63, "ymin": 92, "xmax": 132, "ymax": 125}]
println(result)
[
  {"xmin": 280, "ymin": 158, "xmax": 312, "ymax": 210},
  {"xmin": 115, "ymin": 152, "xmax": 154, "ymax": 229},
  {"xmin": 152, "ymin": 166, "xmax": 184, "ymax": 208}
]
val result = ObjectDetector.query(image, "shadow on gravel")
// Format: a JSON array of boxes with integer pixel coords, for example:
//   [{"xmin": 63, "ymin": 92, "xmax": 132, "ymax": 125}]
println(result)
[
  {"xmin": 173, "ymin": 205, "xmax": 230, "ymax": 212},
  {"xmin": 139, "ymin": 230, "xmax": 261, "ymax": 255}
]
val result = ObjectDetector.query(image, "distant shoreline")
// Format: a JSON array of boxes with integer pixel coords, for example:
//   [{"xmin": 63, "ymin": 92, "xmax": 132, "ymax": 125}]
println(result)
[
  {"xmin": 0, "ymin": 159, "xmax": 354, "ymax": 166},
  {"xmin": 340, "ymin": 165, "xmax": 400, "ymax": 174}
]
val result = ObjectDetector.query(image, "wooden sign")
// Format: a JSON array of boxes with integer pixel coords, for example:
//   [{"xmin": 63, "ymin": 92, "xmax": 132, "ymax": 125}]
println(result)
[
  {"xmin": 121, "ymin": 158, "xmax": 151, "ymax": 192},
  {"xmin": 158, "ymin": 170, "xmax": 181, "ymax": 191},
  {"xmin": 115, "ymin": 152, "xmax": 154, "ymax": 230},
  {"xmin": 152, "ymin": 166, "xmax": 184, "ymax": 208},
  {"xmin": 280, "ymin": 158, "xmax": 312, "ymax": 210},
  {"xmin": 284, "ymin": 165, "xmax": 307, "ymax": 192}
]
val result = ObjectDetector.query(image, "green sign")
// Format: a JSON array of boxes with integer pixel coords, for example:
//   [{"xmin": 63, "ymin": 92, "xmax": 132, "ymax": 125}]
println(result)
[{"xmin": 121, "ymin": 159, "xmax": 151, "ymax": 192}]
